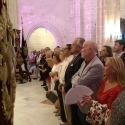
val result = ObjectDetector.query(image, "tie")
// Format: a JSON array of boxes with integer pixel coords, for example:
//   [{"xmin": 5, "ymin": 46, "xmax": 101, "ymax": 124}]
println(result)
[{"xmin": 69, "ymin": 55, "xmax": 76, "ymax": 64}]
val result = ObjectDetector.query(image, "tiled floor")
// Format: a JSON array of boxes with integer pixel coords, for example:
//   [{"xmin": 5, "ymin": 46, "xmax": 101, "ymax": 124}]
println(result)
[{"xmin": 14, "ymin": 79, "xmax": 60, "ymax": 125}]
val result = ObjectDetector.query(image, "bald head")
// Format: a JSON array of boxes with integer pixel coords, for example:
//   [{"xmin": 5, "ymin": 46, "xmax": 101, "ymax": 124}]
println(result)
[
  {"xmin": 85, "ymin": 40, "xmax": 98, "ymax": 53},
  {"xmin": 81, "ymin": 40, "xmax": 98, "ymax": 61}
]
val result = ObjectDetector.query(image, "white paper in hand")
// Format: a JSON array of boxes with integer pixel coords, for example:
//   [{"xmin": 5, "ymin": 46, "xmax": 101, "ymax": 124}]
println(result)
[{"xmin": 65, "ymin": 85, "xmax": 93, "ymax": 105}]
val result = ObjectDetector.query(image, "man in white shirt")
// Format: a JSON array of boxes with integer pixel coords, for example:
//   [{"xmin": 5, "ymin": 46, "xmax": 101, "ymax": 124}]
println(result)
[{"xmin": 58, "ymin": 44, "xmax": 73, "ymax": 125}]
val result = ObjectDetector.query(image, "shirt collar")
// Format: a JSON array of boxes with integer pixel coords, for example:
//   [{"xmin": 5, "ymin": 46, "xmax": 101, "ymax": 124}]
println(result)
[{"xmin": 117, "ymin": 51, "xmax": 124, "ymax": 57}]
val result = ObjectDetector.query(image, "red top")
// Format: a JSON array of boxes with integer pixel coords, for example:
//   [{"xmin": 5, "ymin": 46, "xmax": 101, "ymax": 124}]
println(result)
[{"xmin": 95, "ymin": 78, "xmax": 122, "ymax": 109}]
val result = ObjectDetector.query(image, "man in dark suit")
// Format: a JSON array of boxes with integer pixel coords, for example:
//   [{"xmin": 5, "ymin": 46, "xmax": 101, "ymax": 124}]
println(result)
[
  {"xmin": 39, "ymin": 49, "xmax": 46, "ymax": 85},
  {"xmin": 34, "ymin": 51, "xmax": 40, "ymax": 79},
  {"xmin": 62, "ymin": 37, "xmax": 85, "ymax": 125},
  {"xmin": 114, "ymin": 40, "xmax": 125, "ymax": 63}
]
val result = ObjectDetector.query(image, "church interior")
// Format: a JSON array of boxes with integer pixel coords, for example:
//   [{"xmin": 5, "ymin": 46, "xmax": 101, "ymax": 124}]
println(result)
[{"xmin": 0, "ymin": 0, "xmax": 125, "ymax": 125}]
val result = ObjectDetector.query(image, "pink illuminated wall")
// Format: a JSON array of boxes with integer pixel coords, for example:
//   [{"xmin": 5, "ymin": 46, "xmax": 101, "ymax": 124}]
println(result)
[
  {"xmin": 73, "ymin": 0, "xmax": 81, "ymax": 37},
  {"xmin": 17, "ymin": 0, "xmax": 76, "ymax": 47},
  {"xmin": 80, "ymin": 0, "xmax": 97, "ymax": 41}
]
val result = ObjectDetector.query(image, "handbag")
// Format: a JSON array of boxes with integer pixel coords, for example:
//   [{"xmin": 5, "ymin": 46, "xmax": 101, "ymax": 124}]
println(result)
[
  {"xmin": 86, "ymin": 100, "xmax": 110, "ymax": 125},
  {"xmin": 46, "ymin": 91, "xmax": 58, "ymax": 103}
]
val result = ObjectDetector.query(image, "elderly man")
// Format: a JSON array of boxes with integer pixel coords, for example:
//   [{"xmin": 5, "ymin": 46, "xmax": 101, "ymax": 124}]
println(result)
[
  {"xmin": 71, "ymin": 40, "xmax": 104, "ymax": 125},
  {"xmin": 62, "ymin": 37, "xmax": 85, "ymax": 125}
]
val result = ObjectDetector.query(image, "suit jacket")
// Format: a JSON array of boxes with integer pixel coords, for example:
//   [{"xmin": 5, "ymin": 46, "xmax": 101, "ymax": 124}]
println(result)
[
  {"xmin": 64, "ymin": 53, "xmax": 84, "ymax": 93},
  {"xmin": 40, "ymin": 54, "xmax": 46, "ymax": 65},
  {"xmin": 120, "ymin": 52, "xmax": 125, "ymax": 63},
  {"xmin": 72, "ymin": 56, "xmax": 104, "ymax": 97},
  {"xmin": 42, "ymin": 62, "xmax": 51, "ymax": 79},
  {"xmin": 34, "ymin": 55, "xmax": 39, "ymax": 66}
]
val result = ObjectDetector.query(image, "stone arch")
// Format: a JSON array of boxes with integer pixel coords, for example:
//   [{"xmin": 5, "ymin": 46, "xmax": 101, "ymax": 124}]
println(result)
[{"xmin": 26, "ymin": 22, "xmax": 62, "ymax": 47}]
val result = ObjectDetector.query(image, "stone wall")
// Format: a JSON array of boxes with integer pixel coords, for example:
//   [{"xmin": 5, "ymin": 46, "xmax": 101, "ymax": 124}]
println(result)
[
  {"xmin": 80, "ymin": 0, "xmax": 96, "ymax": 41},
  {"xmin": 8, "ymin": 0, "xmax": 125, "ymax": 50},
  {"xmin": 17, "ymin": 0, "xmax": 76, "ymax": 48}
]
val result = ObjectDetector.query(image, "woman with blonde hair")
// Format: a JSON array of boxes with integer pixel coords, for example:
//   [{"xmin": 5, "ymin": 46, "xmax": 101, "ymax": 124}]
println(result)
[
  {"xmin": 78, "ymin": 57, "xmax": 125, "ymax": 125},
  {"xmin": 54, "ymin": 47, "xmax": 61, "ymax": 55},
  {"xmin": 45, "ymin": 50, "xmax": 53, "ymax": 58},
  {"xmin": 109, "ymin": 57, "xmax": 125, "ymax": 125}
]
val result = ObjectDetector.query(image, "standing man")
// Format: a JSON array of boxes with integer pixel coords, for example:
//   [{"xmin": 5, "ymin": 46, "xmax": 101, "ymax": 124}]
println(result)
[
  {"xmin": 62, "ymin": 38, "xmax": 85, "ymax": 125},
  {"xmin": 113, "ymin": 40, "xmax": 125, "ymax": 63},
  {"xmin": 58, "ymin": 44, "xmax": 73, "ymax": 125},
  {"xmin": 34, "ymin": 51, "xmax": 40, "ymax": 79},
  {"xmin": 38, "ymin": 49, "xmax": 46, "ymax": 85},
  {"xmin": 71, "ymin": 40, "xmax": 104, "ymax": 125}
]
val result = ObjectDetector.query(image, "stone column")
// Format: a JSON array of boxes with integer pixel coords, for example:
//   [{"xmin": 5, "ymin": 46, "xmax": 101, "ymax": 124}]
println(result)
[
  {"xmin": 96, "ymin": 0, "xmax": 120, "ymax": 49},
  {"xmin": 7, "ymin": 0, "xmax": 18, "ymax": 29}
]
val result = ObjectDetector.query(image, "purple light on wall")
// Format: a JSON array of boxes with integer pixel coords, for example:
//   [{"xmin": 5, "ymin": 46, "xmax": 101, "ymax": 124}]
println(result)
[{"xmin": 74, "ymin": 0, "xmax": 81, "ymax": 37}]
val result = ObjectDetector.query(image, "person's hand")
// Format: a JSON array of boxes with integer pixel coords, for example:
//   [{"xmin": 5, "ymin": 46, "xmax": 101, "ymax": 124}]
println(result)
[
  {"xmin": 54, "ymin": 76, "xmax": 57, "ymax": 82},
  {"xmin": 77, "ymin": 100, "xmax": 86, "ymax": 106},
  {"xmin": 58, "ymin": 84, "xmax": 63, "ymax": 92},
  {"xmin": 77, "ymin": 95, "xmax": 92, "ymax": 106},
  {"xmin": 83, "ymin": 95, "xmax": 92, "ymax": 104},
  {"xmin": 42, "ymin": 69, "xmax": 46, "ymax": 73},
  {"xmin": 62, "ymin": 86, "xmax": 66, "ymax": 95},
  {"xmin": 49, "ymin": 72, "xmax": 52, "ymax": 76},
  {"xmin": 53, "ymin": 72, "xmax": 58, "ymax": 77},
  {"xmin": 49, "ymin": 72, "xmax": 55, "ymax": 78},
  {"xmin": 41, "ymin": 64, "xmax": 44, "ymax": 68},
  {"xmin": 41, "ymin": 69, "xmax": 45, "ymax": 73},
  {"xmin": 54, "ymin": 76, "xmax": 59, "ymax": 82}
]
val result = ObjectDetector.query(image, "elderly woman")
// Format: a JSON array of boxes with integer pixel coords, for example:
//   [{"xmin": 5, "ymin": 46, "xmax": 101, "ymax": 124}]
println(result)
[{"xmin": 78, "ymin": 57, "xmax": 125, "ymax": 125}]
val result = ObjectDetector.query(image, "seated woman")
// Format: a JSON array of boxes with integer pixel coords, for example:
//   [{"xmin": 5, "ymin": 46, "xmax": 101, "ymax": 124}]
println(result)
[
  {"xmin": 100, "ymin": 45, "xmax": 113, "ymax": 65},
  {"xmin": 78, "ymin": 57, "xmax": 125, "ymax": 125}
]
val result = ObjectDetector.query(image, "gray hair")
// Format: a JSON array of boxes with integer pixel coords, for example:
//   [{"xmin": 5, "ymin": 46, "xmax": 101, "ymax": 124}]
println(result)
[{"xmin": 75, "ymin": 37, "xmax": 85, "ymax": 47}]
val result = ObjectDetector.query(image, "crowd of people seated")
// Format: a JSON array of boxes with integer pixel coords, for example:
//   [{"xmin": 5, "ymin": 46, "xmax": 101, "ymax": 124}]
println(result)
[{"xmin": 21, "ymin": 38, "xmax": 125, "ymax": 125}]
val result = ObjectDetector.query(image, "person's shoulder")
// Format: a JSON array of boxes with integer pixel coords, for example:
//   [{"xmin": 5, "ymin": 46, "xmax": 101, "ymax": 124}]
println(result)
[
  {"xmin": 92, "ymin": 56, "xmax": 103, "ymax": 66},
  {"xmin": 109, "ymin": 85, "xmax": 122, "ymax": 97},
  {"xmin": 121, "ymin": 51, "xmax": 125, "ymax": 58},
  {"xmin": 76, "ymin": 54, "xmax": 84, "ymax": 62}
]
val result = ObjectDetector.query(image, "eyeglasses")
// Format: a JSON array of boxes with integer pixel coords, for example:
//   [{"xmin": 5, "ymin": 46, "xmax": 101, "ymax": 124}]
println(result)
[{"xmin": 63, "ymin": 48, "xmax": 69, "ymax": 50}]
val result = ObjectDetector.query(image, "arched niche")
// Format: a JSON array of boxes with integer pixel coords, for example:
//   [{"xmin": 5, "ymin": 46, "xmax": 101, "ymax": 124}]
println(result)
[
  {"xmin": 26, "ymin": 22, "xmax": 62, "ymax": 47},
  {"xmin": 28, "ymin": 28, "xmax": 57, "ymax": 53}
]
